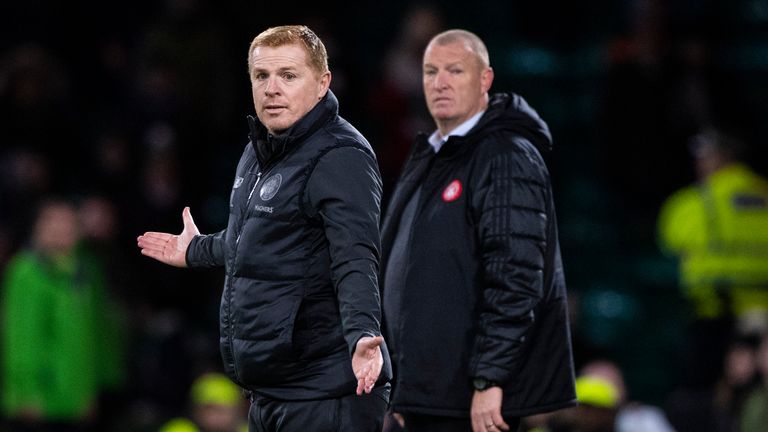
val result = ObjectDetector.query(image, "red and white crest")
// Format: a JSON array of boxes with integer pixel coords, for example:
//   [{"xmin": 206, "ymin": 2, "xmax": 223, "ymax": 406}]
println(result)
[{"xmin": 442, "ymin": 179, "xmax": 463, "ymax": 202}]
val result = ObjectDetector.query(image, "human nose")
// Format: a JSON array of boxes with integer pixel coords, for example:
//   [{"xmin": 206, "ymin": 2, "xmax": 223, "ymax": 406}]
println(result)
[
  {"xmin": 431, "ymin": 71, "xmax": 448, "ymax": 90},
  {"xmin": 264, "ymin": 76, "xmax": 280, "ymax": 95}
]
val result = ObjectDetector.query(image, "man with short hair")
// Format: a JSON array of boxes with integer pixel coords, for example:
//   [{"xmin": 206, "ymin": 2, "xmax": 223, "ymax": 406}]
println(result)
[
  {"xmin": 138, "ymin": 25, "xmax": 390, "ymax": 432},
  {"xmin": 381, "ymin": 29, "xmax": 576, "ymax": 432}
]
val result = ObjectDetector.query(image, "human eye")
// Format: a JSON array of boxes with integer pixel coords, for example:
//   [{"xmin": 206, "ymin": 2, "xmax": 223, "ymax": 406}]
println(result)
[
  {"xmin": 282, "ymin": 71, "xmax": 297, "ymax": 81},
  {"xmin": 424, "ymin": 68, "xmax": 437, "ymax": 76},
  {"xmin": 449, "ymin": 67, "xmax": 463, "ymax": 75},
  {"xmin": 253, "ymin": 71, "xmax": 268, "ymax": 81}
]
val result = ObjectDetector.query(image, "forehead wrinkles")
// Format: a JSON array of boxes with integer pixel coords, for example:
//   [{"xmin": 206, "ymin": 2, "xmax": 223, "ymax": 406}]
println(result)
[
  {"xmin": 250, "ymin": 46, "xmax": 308, "ymax": 70},
  {"xmin": 424, "ymin": 45, "xmax": 475, "ymax": 67}
]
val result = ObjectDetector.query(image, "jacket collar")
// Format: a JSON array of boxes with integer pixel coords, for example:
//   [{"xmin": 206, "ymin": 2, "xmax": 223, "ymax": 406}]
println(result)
[
  {"xmin": 247, "ymin": 90, "xmax": 339, "ymax": 167},
  {"xmin": 431, "ymin": 92, "xmax": 553, "ymax": 156}
]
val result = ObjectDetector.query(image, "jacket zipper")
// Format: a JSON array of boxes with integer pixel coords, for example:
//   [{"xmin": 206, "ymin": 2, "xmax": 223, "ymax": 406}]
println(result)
[
  {"xmin": 227, "ymin": 166, "xmax": 262, "ymax": 383},
  {"xmin": 235, "ymin": 171, "xmax": 262, "ymax": 245}
]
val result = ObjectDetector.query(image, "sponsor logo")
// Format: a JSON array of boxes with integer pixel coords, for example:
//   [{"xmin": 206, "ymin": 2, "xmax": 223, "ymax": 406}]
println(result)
[
  {"xmin": 233, "ymin": 176, "xmax": 244, "ymax": 188},
  {"xmin": 442, "ymin": 179, "xmax": 463, "ymax": 202},
  {"xmin": 260, "ymin": 173, "xmax": 282, "ymax": 201},
  {"xmin": 254, "ymin": 205, "xmax": 274, "ymax": 213}
]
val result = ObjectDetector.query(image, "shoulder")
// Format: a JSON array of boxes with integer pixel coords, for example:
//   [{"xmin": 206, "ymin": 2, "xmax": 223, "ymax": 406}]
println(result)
[
  {"xmin": 4, "ymin": 251, "xmax": 39, "ymax": 277},
  {"xmin": 319, "ymin": 115, "xmax": 375, "ymax": 157},
  {"xmin": 472, "ymin": 130, "xmax": 549, "ymax": 182},
  {"xmin": 660, "ymin": 186, "xmax": 702, "ymax": 216}
]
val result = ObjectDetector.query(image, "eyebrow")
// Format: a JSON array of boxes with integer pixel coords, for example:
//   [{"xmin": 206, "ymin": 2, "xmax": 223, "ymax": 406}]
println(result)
[
  {"xmin": 251, "ymin": 66, "xmax": 300, "ymax": 74},
  {"xmin": 423, "ymin": 61, "xmax": 464, "ymax": 69}
]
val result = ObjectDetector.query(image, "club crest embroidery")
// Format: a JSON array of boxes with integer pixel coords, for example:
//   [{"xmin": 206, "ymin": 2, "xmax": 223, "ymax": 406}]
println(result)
[
  {"xmin": 442, "ymin": 179, "xmax": 463, "ymax": 202},
  {"xmin": 233, "ymin": 176, "xmax": 244, "ymax": 188},
  {"xmin": 259, "ymin": 173, "xmax": 282, "ymax": 201}
]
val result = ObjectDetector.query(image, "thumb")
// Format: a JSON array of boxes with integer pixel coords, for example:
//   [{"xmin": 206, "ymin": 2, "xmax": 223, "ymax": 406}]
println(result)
[
  {"xmin": 365, "ymin": 335, "xmax": 384, "ymax": 349},
  {"xmin": 182, "ymin": 207, "xmax": 197, "ymax": 232}
]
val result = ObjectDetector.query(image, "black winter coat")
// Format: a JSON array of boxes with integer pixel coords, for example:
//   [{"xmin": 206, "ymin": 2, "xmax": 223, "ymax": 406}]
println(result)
[
  {"xmin": 381, "ymin": 93, "xmax": 576, "ymax": 417},
  {"xmin": 187, "ymin": 91, "xmax": 392, "ymax": 400}
]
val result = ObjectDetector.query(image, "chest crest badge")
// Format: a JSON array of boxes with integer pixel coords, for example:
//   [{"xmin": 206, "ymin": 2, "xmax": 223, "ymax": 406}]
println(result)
[
  {"xmin": 442, "ymin": 179, "xmax": 463, "ymax": 202},
  {"xmin": 259, "ymin": 173, "xmax": 283, "ymax": 201}
]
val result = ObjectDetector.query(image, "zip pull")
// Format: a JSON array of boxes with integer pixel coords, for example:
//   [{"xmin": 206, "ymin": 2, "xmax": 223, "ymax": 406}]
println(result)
[
  {"xmin": 237, "ymin": 171, "xmax": 263, "ymax": 245},
  {"xmin": 247, "ymin": 172, "xmax": 262, "ymax": 201}
]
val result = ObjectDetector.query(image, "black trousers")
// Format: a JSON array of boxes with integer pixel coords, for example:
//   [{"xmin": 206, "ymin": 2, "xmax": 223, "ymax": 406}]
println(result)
[
  {"xmin": 248, "ymin": 386, "xmax": 390, "ymax": 432},
  {"xmin": 401, "ymin": 413, "xmax": 521, "ymax": 432}
]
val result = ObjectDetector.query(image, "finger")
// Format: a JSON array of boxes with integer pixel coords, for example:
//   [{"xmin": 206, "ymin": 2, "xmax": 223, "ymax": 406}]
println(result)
[
  {"xmin": 141, "ymin": 248, "xmax": 167, "ymax": 262},
  {"xmin": 138, "ymin": 232, "xmax": 173, "ymax": 245},
  {"xmin": 137, "ymin": 236, "xmax": 172, "ymax": 249},
  {"xmin": 365, "ymin": 371, "xmax": 377, "ymax": 393},
  {"xmin": 492, "ymin": 412, "xmax": 510, "ymax": 431},
  {"xmin": 393, "ymin": 413, "xmax": 405, "ymax": 428},
  {"xmin": 139, "ymin": 245, "xmax": 166, "ymax": 257},
  {"xmin": 471, "ymin": 415, "xmax": 485, "ymax": 432},
  {"xmin": 356, "ymin": 377, "xmax": 365, "ymax": 396},
  {"xmin": 138, "ymin": 240, "xmax": 174, "ymax": 255},
  {"xmin": 366, "ymin": 335, "xmax": 384, "ymax": 349}
]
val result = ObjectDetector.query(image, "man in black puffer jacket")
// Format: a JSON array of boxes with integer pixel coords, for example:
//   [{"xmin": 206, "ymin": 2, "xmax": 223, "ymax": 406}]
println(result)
[
  {"xmin": 381, "ymin": 29, "xmax": 576, "ymax": 432},
  {"xmin": 138, "ymin": 25, "xmax": 391, "ymax": 432}
]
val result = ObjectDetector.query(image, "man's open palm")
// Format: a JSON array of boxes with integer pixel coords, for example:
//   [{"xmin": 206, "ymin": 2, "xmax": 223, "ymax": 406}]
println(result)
[
  {"xmin": 352, "ymin": 335, "xmax": 384, "ymax": 395},
  {"xmin": 137, "ymin": 207, "xmax": 200, "ymax": 268}
]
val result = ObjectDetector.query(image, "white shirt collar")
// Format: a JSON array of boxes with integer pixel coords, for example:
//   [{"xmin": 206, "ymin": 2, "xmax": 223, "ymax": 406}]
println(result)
[{"xmin": 428, "ymin": 110, "xmax": 485, "ymax": 153}]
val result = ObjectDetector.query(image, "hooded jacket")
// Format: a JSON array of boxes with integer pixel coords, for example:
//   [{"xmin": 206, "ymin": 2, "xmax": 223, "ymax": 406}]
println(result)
[
  {"xmin": 186, "ymin": 91, "xmax": 391, "ymax": 400},
  {"xmin": 381, "ymin": 93, "xmax": 576, "ymax": 417}
]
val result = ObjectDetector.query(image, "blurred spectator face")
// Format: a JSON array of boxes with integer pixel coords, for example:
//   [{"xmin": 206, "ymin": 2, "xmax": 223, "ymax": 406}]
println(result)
[
  {"xmin": 580, "ymin": 360, "xmax": 628, "ymax": 404},
  {"xmin": 190, "ymin": 373, "xmax": 243, "ymax": 432},
  {"xmin": 693, "ymin": 140, "xmax": 726, "ymax": 180},
  {"xmin": 195, "ymin": 403, "xmax": 240, "ymax": 432},
  {"xmin": 79, "ymin": 196, "xmax": 118, "ymax": 242},
  {"xmin": 755, "ymin": 335, "xmax": 768, "ymax": 377},
  {"xmin": 249, "ymin": 43, "xmax": 330, "ymax": 135},
  {"xmin": 6, "ymin": 150, "xmax": 49, "ymax": 193},
  {"xmin": 33, "ymin": 201, "xmax": 79, "ymax": 255},
  {"xmin": 422, "ymin": 39, "xmax": 493, "ymax": 133}
]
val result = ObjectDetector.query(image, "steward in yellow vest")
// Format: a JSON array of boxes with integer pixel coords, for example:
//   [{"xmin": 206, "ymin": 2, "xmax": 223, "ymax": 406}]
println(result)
[{"xmin": 658, "ymin": 129, "xmax": 768, "ymax": 334}]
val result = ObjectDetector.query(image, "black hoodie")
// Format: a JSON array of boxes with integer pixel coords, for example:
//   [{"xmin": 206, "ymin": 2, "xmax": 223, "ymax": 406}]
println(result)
[{"xmin": 381, "ymin": 92, "xmax": 576, "ymax": 417}]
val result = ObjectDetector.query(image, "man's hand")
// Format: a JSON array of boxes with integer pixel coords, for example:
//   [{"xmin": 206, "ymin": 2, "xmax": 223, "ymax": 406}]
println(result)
[
  {"xmin": 352, "ymin": 335, "xmax": 384, "ymax": 395},
  {"xmin": 137, "ymin": 207, "xmax": 200, "ymax": 268},
  {"xmin": 471, "ymin": 387, "xmax": 510, "ymax": 432}
]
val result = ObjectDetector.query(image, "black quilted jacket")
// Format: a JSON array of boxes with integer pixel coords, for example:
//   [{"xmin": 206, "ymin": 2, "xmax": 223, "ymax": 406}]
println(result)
[{"xmin": 381, "ymin": 93, "xmax": 576, "ymax": 417}]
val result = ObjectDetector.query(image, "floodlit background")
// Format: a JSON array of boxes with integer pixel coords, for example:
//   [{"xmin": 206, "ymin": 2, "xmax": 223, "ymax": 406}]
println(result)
[{"xmin": 1, "ymin": 0, "xmax": 767, "ymax": 431}]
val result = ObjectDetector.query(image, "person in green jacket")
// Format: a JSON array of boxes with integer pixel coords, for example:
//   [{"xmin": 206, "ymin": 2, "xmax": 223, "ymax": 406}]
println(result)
[{"xmin": 1, "ymin": 198, "xmax": 124, "ymax": 431}]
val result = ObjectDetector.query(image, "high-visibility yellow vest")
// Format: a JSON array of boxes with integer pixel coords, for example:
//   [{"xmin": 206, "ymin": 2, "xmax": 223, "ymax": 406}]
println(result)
[
  {"xmin": 158, "ymin": 416, "xmax": 248, "ymax": 432},
  {"xmin": 159, "ymin": 418, "xmax": 199, "ymax": 432},
  {"xmin": 658, "ymin": 163, "xmax": 768, "ymax": 318}
]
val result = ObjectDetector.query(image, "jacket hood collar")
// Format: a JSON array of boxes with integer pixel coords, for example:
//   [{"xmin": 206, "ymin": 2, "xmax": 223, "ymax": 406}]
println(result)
[
  {"xmin": 247, "ymin": 90, "xmax": 339, "ymax": 166},
  {"xmin": 435, "ymin": 92, "xmax": 552, "ymax": 153}
]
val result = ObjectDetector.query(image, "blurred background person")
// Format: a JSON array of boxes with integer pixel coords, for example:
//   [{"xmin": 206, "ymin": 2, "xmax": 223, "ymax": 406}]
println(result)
[
  {"xmin": 1, "ymin": 198, "xmax": 124, "ymax": 432},
  {"xmin": 657, "ymin": 127, "xmax": 768, "ymax": 388},
  {"xmin": 665, "ymin": 334, "xmax": 760, "ymax": 432},
  {"xmin": 531, "ymin": 359, "xmax": 674, "ymax": 432},
  {"xmin": 158, "ymin": 372, "xmax": 247, "ymax": 432},
  {"xmin": 739, "ymin": 332, "xmax": 768, "ymax": 432}
]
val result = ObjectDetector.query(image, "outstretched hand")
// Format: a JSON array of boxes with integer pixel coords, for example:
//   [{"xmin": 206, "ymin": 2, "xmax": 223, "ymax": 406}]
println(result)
[
  {"xmin": 137, "ymin": 207, "xmax": 200, "ymax": 268},
  {"xmin": 352, "ymin": 335, "xmax": 384, "ymax": 395}
]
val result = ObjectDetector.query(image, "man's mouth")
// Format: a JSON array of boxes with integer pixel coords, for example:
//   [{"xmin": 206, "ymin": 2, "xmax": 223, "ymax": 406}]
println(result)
[{"xmin": 264, "ymin": 105, "xmax": 287, "ymax": 114}]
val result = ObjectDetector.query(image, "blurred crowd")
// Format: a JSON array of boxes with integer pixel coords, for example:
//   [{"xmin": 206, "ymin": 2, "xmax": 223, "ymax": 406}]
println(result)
[{"xmin": 2, "ymin": 0, "xmax": 768, "ymax": 431}]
